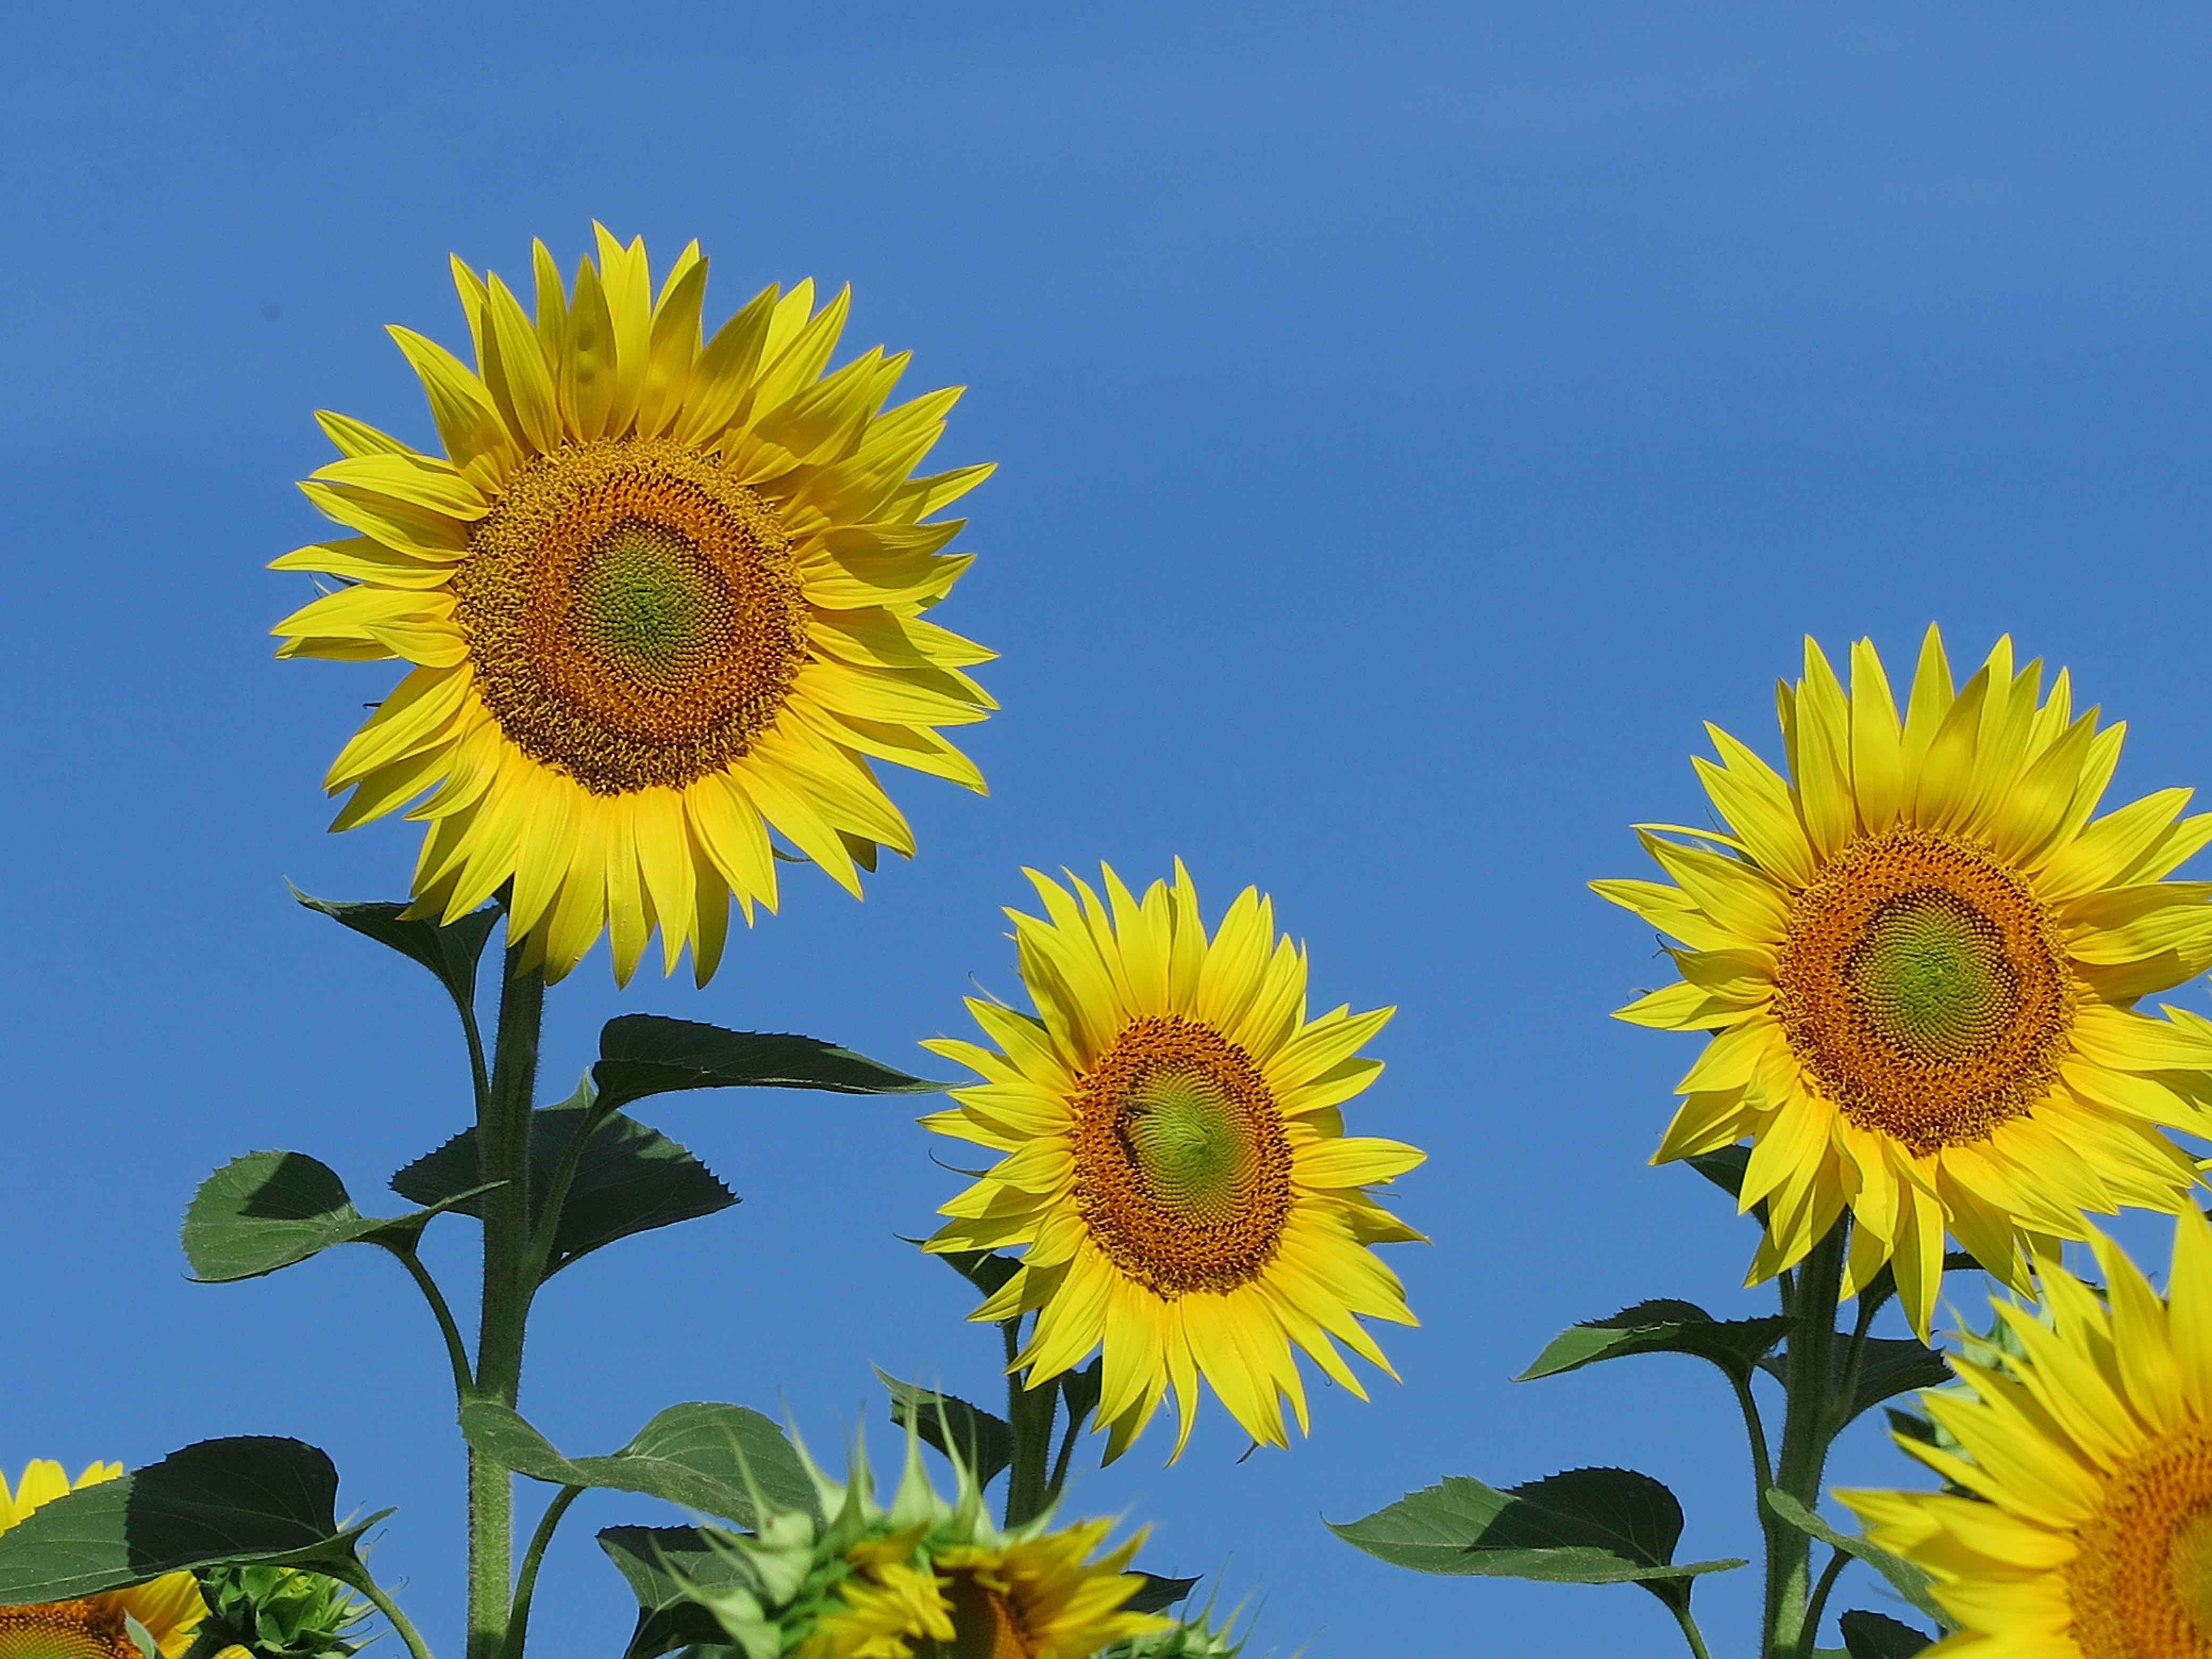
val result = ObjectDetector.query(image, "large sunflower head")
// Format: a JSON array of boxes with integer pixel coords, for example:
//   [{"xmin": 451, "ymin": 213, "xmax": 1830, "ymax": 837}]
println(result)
[
  {"xmin": 1596, "ymin": 627, "xmax": 2212, "ymax": 1337},
  {"xmin": 0, "ymin": 1461, "xmax": 208, "ymax": 1659},
  {"xmin": 273, "ymin": 225, "xmax": 996, "ymax": 985},
  {"xmin": 922, "ymin": 862, "xmax": 1426, "ymax": 1462},
  {"xmin": 686, "ymin": 1432, "xmax": 1168, "ymax": 1659},
  {"xmin": 1841, "ymin": 1209, "xmax": 2212, "ymax": 1659}
]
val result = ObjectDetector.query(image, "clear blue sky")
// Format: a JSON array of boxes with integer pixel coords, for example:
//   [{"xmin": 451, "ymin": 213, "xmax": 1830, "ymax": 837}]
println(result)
[{"xmin": 4, "ymin": 5, "xmax": 2210, "ymax": 1656}]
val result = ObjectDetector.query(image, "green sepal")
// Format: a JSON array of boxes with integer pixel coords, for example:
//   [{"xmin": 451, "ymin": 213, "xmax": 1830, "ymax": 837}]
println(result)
[
  {"xmin": 183, "ymin": 1151, "xmax": 499, "ymax": 1282},
  {"xmin": 1328, "ymin": 1468, "xmax": 1745, "ymax": 1612},
  {"xmin": 0, "ymin": 1438, "xmax": 389, "ymax": 1603},
  {"xmin": 181, "ymin": 1563, "xmax": 371, "ymax": 1659},
  {"xmin": 876, "ymin": 1372, "xmax": 1013, "ymax": 1488},
  {"xmin": 592, "ymin": 1015, "xmax": 944, "ymax": 1117},
  {"xmin": 460, "ymin": 1401, "xmax": 817, "ymax": 1525},
  {"xmin": 1124, "ymin": 1574, "xmax": 1200, "ymax": 1614},
  {"xmin": 1756, "ymin": 1338, "xmax": 1952, "ymax": 1428},
  {"xmin": 289, "ymin": 886, "xmax": 500, "ymax": 1018},
  {"xmin": 391, "ymin": 1101, "xmax": 735, "ymax": 1277},
  {"xmin": 1686, "ymin": 1146, "xmax": 1751, "ymax": 1199},
  {"xmin": 1058, "ymin": 1358, "xmax": 1103, "ymax": 1435},
  {"xmin": 1763, "ymin": 1489, "xmax": 1954, "ymax": 1631},
  {"xmin": 598, "ymin": 1526, "xmax": 748, "ymax": 1659},
  {"xmin": 1839, "ymin": 1610, "xmax": 1934, "ymax": 1658},
  {"xmin": 1517, "ymin": 1299, "xmax": 1786, "ymax": 1388},
  {"xmin": 925, "ymin": 1244, "xmax": 1022, "ymax": 1298}
]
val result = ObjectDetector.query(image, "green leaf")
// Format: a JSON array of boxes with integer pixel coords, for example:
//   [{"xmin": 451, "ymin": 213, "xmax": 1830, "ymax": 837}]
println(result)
[
  {"xmin": 290, "ymin": 886, "xmax": 500, "ymax": 1017},
  {"xmin": 1124, "ymin": 1574, "xmax": 1200, "ymax": 1614},
  {"xmin": 0, "ymin": 1438, "xmax": 387, "ymax": 1602},
  {"xmin": 1518, "ymin": 1300, "xmax": 1785, "ymax": 1389},
  {"xmin": 392, "ymin": 1103, "xmax": 735, "ymax": 1276},
  {"xmin": 598, "ymin": 1526, "xmax": 748, "ymax": 1659},
  {"xmin": 1686, "ymin": 1146, "xmax": 1749, "ymax": 1199},
  {"xmin": 1328, "ymin": 1469, "xmax": 1745, "ymax": 1611},
  {"xmin": 1764, "ymin": 1489, "xmax": 1954, "ymax": 1631},
  {"xmin": 592, "ymin": 1015, "xmax": 944, "ymax": 1116},
  {"xmin": 1839, "ymin": 1610, "xmax": 1934, "ymax": 1658},
  {"xmin": 182, "ymin": 1151, "xmax": 498, "ymax": 1282},
  {"xmin": 927, "ymin": 1245, "xmax": 1021, "ymax": 1298},
  {"xmin": 877, "ymin": 1372, "xmax": 1013, "ymax": 1488},
  {"xmin": 461, "ymin": 1401, "xmax": 817, "ymax": 1526},
  {"xmin": 1757, "ymin": 1338, "xmax": 1953, "ymax": 1428},
  {"xmin": 1059, "ymin": 1358, "xmax": 1103, "ymax": 1435}
]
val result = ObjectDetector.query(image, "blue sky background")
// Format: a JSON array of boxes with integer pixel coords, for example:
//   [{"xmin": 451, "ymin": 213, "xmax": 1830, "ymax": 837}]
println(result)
[{"xmin": 3, "ymin": 4, "xmax": 2211, "ymax": 1655}]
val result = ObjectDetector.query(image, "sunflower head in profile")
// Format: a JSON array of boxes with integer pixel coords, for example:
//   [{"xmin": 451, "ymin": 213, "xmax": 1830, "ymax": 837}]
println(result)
[
  {"xmin": 687, "ymin": 1432, "xmax": 1168, "ymax": 1659},
  {"xmin": 922, "ymin": 862, "xmax": 1425, "ymax": 1461},
  {"xmin": 0, "ymin": 1460, "xmax": 208, "ymax": 1659},
  {"xmin": 1597, "ymin": 627, "xmax": 2212, "ymax": 1337},
  {"xmin": 1841, "ymin": 1208, "xmax": 2212, "ymax": 1659},
  {"xmin": 274, "ymin": 225, "xmax": 995, "ymax": 985}
]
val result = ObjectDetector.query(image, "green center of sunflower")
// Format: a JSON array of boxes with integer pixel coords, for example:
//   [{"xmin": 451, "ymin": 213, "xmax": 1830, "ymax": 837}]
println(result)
[
  {"xmin": 1844, "ymin": 889, "xmax": 2013, "ymax": 1062},
  {"xmin": 1069, "ymin": 1016, "xmax": 1294, "ymax": 1298},
  {"xmin": 1118, "ymin": 1066, "xmax": 1255, "ymax": 1226},
  {"xmin": 0, "ymin": 1602, "xmax": 138, "ymax": 1659},
  {"xmin": 1773, "ymin": 826, "xmax": 2074, "ymax": 1156},
  {"xmin": 571, "ymin": 523, "xmax": 714, "ymax": 685}
]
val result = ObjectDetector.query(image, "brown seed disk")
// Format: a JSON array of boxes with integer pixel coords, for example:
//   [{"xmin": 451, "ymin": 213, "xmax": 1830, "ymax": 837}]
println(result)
[
  {"xmin": 454, "ymin": 437, "xmax": 809, "ymax": 795},
  {"xmin": 1773, "ymin": 826, "xmax": 2075, "ymax": 1156},
  {"xmin": 1069, "ymin": 1015, "xmax": 1293, "ymax": 1298},
  {"xmin": 2069, "ymin": 1430, "xmax": 2212, "ymax": 1659},
  {"xmin": 917, "ymin": 1572, "xmax": 1034, "ymax": 1659},
  {"xmin": 0, "ymin": 1599, "xmax": 141, "ymax": 1659}
]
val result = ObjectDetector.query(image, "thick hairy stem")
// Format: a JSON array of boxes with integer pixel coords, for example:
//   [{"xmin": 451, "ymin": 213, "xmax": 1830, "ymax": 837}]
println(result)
[
  {"xmin": 1763, "ymin": 1220, "xmax": 1849, "ymax": 1659},
  {"xmin": 468, "ymin": 950, "xmax": 545, "ymax": 1659},
  {"xmin": 1001, "ymin": 1316, "xmax": 1058, "ymax": 1528}
]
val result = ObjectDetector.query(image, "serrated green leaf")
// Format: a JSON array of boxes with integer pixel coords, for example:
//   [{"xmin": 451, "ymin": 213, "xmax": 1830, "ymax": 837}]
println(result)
[
  {"xmin": 877, "ymin": 1372, "xmax": 1012, "ymax": 1488},
  {"xmin": 593, "ymin": 1015, "xmax": 943, "ymax": 1116},
  {"xmin": 182, "ymin": 1151, "xmax": 497, "ymax": 1282},
  {"xmin": 391, "ymin": 1104, "xmax": 734, "ymax": 1276},
  {"xmin": 290, "ymin": 887, "xmax": 500, "ymax": 1017},
  {"xmin": 1328, "ymin": 1469, "xmax": 1745, "ymax": 1611},
  {"xmin": 0, "ymin": 1439, "xmax": 387, "ymax": 1602},
  {"xmin": 1518, "ymin": 1299, "xmax": 1785, "ymax": 1388},
  {"xmin": 598, "ymin": 1526, "xmax": 749, "ymax": 1659},
  {"xmin": 1839, "ymin": 1610, "xmax": 1934, "ymax": 1657},
  {"xmin": 1764, "ymin": 1490, "xmax": 1953, "ymax": 1631},
  {"xmin": 462, "ymin": 1401, "xmax": 817, "ymax": 1525}
]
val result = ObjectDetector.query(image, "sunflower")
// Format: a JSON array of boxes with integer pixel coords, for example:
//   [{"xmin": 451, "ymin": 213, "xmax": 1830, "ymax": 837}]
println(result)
[
  {"xmin": 0, "ymin": 1460, "xmax": 208, "ymax": 1659},
  {"xmin": 273, "ymin": 225, "xmax": 995, "ymax": 985},
  {"xmin": 1596, "ymin": 628, "xmax": 2212, "ymax": 1337},
  {"xmin": 686, "ymin": 1432, "xmax": 1167, "ymax": 1659},
  {"xmin": 921, "ymin": 862, "xmax": 1425, "ymax": 1460},
  {"xmin": 1840, "ymin": 1209, "xmax": 2212, "ymax": 1659}
]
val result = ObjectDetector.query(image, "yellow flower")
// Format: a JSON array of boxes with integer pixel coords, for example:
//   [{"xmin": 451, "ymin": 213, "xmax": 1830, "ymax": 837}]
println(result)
[
  {"xmin": 1841, "ymin": 1209, "xmax": 2212, "ymax": 1659},
  {"xmin": 1597, "ymin": 628, "xmax": 2212, "ymax": 1337},
  {"xmin": 0, "ymin": 1461, "xmax": 208, "ymax": 1659},
  {"xmin": 274, "ymin": 225, "xmax": 995, "ymax": 984},
  {"xmin": 806, "ymin": 1519, "xmax": 1163, "ymax": 1659},
  {"xmin": 923, "ymin": 862, "xmax": 1425, "ymax": 1460}
]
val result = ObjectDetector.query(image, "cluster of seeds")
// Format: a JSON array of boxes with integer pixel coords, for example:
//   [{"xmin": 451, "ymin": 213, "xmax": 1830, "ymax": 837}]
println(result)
[
  {"xmin": 2067, "ymin": 1431, "xmax": 2212, "ymax": 1659},
  {"xmin": 1068, "ymin": 1015, "xmax": 1293, "ymax": 1298},
  {"xmin": 1773, "ymin": 826, "xmax": 2075, "ymax": 1155},
  {"xmin": 455, "ymin": 437, "xmax": 808, "ymax": 794}
]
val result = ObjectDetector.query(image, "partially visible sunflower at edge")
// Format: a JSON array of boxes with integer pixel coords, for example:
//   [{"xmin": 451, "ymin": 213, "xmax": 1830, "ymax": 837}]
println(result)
[
  {"xmin": 273, "ymin": 225, "xmax": 995, "ymax": 984},
  {"xmin": 0, "ymin": 1460, "xmax": 208, "ymax": 1659},
  {"xmin": 923, "ymin": 862, "xmax": 1425, "ymax": 1460},
  {"xmin": 1597, "ymin": 627, "xmax": 2212, "ymax": 1337},
  {"xmin": 689, "ymin": 1433, "xmax": 1167, "ymax": 1659},
  {"xmin": 1841, "ymin": 1208, "xmax": 2212, "ymax": 1659}
]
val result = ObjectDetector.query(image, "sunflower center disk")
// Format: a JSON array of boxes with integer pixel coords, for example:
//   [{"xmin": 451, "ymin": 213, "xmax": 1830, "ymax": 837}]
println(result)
[
  {"xmin": 455, "ymin": 438, "xmax": 809, "ymax": 795},
  {"xmin": 1774, "ymin": 827, "xmax": 2074, "ymax": 1155},
  {"xmin": 0, "ymin": 1603, "xmax": 140, "ymax": 1659},
  {"xmin": 922, "ymin": 1573, "xmax": 1033, "ymax": 1659},
  {"xmin": 2069, "ymin": 1431, "xmax": 2212, "ymax": 1659},
  {"xmin": 1070, "ymin": 1016, "xmax": 1293, "ymax": 1298}
]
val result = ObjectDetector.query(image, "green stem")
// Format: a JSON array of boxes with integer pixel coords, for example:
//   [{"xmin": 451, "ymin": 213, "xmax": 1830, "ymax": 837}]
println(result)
[
  {"xmin": 1044, "ymin": 1390, "xmax": 1085, "ymax": 1507},
  {"xmin": 1763, "ymin": 1218, "xmax": 1849, "ymax": 1659},
  {"xmin": 1799, "ymin": 1546, "xmax": 1850, "ymax": 1659},
  {"xmin": 500, "ymin": 1486, "xmax": 582, "ymax": 1659},
  {"xmin": 468, "ymin": 947, "xmax": 546, "ymax": 1659},
  {"xmin": 1664, "ymin": 1596, "xmax": 1715, "ymax": 1659},
  {"xmin": 1001, "ymin": 1315, "xmax": 1057, "ymax": 1528},
  {"xmin": 345, "ymin": 1570, "xmax": 437, "ymax": 1659},
  {"xmin": 389, "ymin": 1244, "xmax": 475, "ymax": 1405},
  {"xmin": 1729, "ymin": 1372, "xmax": 1775, "ymax": 1513}
]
